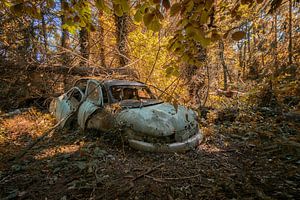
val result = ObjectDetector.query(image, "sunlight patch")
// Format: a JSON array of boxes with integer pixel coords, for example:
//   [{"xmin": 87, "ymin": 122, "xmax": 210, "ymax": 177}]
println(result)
[
  {"xmin": 34, "ymin": 144, "xmax": 80, "ymax": 160},
  {"xmin": 198, "ymin": 143, "xmax": 222, "ymax": 153}
]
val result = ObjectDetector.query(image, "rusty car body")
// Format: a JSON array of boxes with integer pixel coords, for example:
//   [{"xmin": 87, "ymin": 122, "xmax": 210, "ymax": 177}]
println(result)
[{"xmin": 49, "ymin": 78, "xmax": 203, "ymax": 152}]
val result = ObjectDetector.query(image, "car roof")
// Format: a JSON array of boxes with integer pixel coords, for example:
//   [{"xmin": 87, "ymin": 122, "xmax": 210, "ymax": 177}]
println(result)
[
  {"xmin": 74, "ymin": 78, "xmax": 146, "ymax": 87},
  {"xmin": 103, "ymin": 79, "xmax": 146, "ymax": 87}
]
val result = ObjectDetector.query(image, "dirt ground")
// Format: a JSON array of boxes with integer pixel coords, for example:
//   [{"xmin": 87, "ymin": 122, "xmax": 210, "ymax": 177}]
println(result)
[{"xmin": 0, "ymin": 108, "xmax": 299, "ymax": 200}]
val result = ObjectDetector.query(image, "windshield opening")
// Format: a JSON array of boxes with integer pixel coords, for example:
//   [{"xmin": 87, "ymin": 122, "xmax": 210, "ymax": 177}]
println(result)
[{"xmin": 111, "ymin": 86, "xmax": 155, "ymax": 102}]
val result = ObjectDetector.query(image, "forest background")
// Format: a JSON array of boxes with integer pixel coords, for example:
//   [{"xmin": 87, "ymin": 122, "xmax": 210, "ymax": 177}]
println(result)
[{"xmin": 0, "ymin": 0, "xmax": 298, "ymax": 110}]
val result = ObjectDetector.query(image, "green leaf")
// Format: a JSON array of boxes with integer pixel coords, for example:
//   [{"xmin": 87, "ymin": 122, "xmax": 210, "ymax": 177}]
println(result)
[
  {"xmin": 180, "ymin": 18, "xmax": 189, "ymax": 27},
  {"xmin": 194, "ymin": 29, "xmax": 211, "ymax": 47},
  {"xmin": 200, "ymin": 10, "xmax": 209, "ymax": 24},
  {"xmin": 113, "ymin": 0, "xmax": 122, "ymax": 4},
  {"xmin": 232, "ymin": 31, "xmax": 246, "ymax": 41},
  {"xmin": 186, "ymin": 0, "xmax": 194, "ymax": 13},
  {"xmin": 205, "ymin": 0, "xmax": 214, "ymax": 10},
  {"xmin": 96, "ymin": 0, "xmax": 105, "ymax": 10},
  {"xmin": 170, "ymin": 3, "xmax": 181, "ymax": 16},
  {"xmin": 96, "ymin": 0, "xmax": 111, "ymax": 13},
  {"xmin": 186, "ymin": 26, "xmax": 196, "ymax": 37},
  {"xmin": 114, "ymin": 4, "xmax": 123, "ymax": 16},
  {"xmin": 134, "ymin": 10, "xmax": 143, "ymax": 22},
  {"xmin": 143, "ymin": 13, "xmax": 155, "ymax": 26},
  {"xmin": 120, "ymin": 0, "xmax": 130, "ymax": 13},
  {"xmin": 62, "ymin": 24, "xmax": 77, "ymax": 34},
  {"xmin": 148, "ymin": 18, "xmax": 162, "ymax": 32}
]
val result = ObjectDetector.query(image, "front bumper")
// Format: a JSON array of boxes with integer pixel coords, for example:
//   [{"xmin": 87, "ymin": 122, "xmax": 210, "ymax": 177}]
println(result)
[{"xmin": 128, "ymin": 132, "xmax": 203, "ymax": 152}]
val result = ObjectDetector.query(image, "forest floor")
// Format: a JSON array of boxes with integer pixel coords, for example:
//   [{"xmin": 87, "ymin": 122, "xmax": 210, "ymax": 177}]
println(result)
[{"xmin": 0, "ymin": 106, "xmax": 299, "ymax": 200}]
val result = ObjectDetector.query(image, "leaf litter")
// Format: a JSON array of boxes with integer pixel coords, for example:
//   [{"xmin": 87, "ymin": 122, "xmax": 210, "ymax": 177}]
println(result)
[{"xmin": 0, "ymin": 106, "xmax": 299, "ymax": 199}]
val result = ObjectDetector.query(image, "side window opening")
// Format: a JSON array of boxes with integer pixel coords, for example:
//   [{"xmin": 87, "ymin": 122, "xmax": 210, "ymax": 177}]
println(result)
[
  {"xmin": 102, "ymin": 87, "xmax": 109, "ymax": 103},
  {"xmin": 72, "ymin": 90, "xmax": 82, "ymax": 102},
  {"xmin": 75, "ymin": 79, "xmax": 87, "ymax": 94},
  {"xmin": 87, "ymin": 82, "xmax": 100, "ymax": 104}
]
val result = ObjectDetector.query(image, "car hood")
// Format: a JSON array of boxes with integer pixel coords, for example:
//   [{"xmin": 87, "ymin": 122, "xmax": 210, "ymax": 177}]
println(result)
[{"xmin": 115, "ymin": 103, "xmax": 198, "ymax": 137}]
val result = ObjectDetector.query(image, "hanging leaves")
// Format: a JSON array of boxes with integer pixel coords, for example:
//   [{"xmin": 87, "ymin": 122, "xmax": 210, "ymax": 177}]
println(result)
[
  {"xmin": 134, "ymin": 10, "xmax": 143, "ymax": 22},
  {"xmin": 143, "ymin": 13, "xmax": 155, "ymax": 27},
  {"xmin": 232, "ymin": 31, "xmax": 246, "ymax": 41},
  {"xmin": 170, "ymin": 3, "xmax": 181, "ymax": 16},
  {"xmin": 162, "ymin": 0, "xmax": 171, "ymax": 10},
  {"xmin": 95, "ymin": 0, "xmax": 110, "ymax": 13},
  {"xmin": 113, "ymin": 0, "xmax": 130, "ymax": 17}
]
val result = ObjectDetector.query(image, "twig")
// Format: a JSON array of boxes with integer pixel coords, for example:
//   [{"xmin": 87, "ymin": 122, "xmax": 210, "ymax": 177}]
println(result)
[
  {"xmin": 145, "ymin": 173, "xmax": 202, "ymax": 182},
  {"xmin": 114, "ymin": 163, "xmax": 165, "ymax": 198},
  {"xmin": 132, "ymin": 163, "xmax": 165, "ymax": 181}
]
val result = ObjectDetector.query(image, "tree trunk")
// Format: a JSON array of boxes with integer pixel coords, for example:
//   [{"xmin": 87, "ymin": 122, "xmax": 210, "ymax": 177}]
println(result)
[
  {"xmin": 242, "ymin": 42, "xmax": 247, "ymax": 78},
  {"xmin": 60, "ymin": 0, "xmax": 70, "ymax": 91},
  {"xmin": 98, "ymin": 11, "xmax": 106, "ymax": 68},
  {"xmin": 274, "ymin": 12, "xmax": 278, "ymax": 75},
  {"xmin": 41, "ymin": 11, "xmax": 48, "ymax": 52},
  {"xmin": 60, "ymin": 0, "xmax": 70, "ymax": 66},
  {"xmin": 247, "ymin": 21, "xmax": 251, "ymax": 62},
  {"xmin": 184, "ymin": 44, "xmax": 207, "ymax": 107},
  {"xmin": 18, "ymin": 19, "xmax": 34, "ymax": 63},
  {"xmin": 288, "ymin": 0, "xmax": 293, "ymax": 64},
  {"xmin": 115, "ymin": 14, "xmax": 129, "ymax": 67},
  {"xmin": 219, "ymin": 40, "xmax": 228, "ymax": 90},
  {"xmin": 79, "ymin": 27, "xmax": 90, "ymax": 66}
]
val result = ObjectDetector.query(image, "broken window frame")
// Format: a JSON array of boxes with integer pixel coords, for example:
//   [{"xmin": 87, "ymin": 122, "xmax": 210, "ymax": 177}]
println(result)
[{"xmin": 85, "ymin": 80, "xmax": 104, "ymax": 107}]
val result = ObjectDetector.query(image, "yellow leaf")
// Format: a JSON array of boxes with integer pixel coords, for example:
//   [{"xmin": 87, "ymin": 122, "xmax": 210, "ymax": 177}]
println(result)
[
  {"xmin": 114, "ymin": 4, "xmax": 123, "ymax": 16},
  {"xmin": 120, "ymin": 0, "xmax": 130, "ymax": 13},
  {"xmin": 200, "ymin": 11, "xmax": 209, "ymax": 24}
]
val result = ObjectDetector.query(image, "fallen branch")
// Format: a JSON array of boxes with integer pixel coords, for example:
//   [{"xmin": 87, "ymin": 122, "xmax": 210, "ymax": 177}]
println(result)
[{"xmin": 0, "ymin": 108, "xmax": 30, "ymax": 118}]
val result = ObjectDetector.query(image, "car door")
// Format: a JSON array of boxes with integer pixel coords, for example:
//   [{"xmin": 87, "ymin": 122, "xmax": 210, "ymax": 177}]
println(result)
[
  {"xmin": 77, "ymin": 80, "xmax": 104, "ymax": 130},
  {"xmin": 49, "ymin": 87, "xmax": 84, "ymax": 128}
]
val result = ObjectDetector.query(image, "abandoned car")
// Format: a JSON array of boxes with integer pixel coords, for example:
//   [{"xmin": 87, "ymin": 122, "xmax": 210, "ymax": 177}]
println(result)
[{"xmin": 49, "ymin": 78, "xmax": 203, "ymax": 152}]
